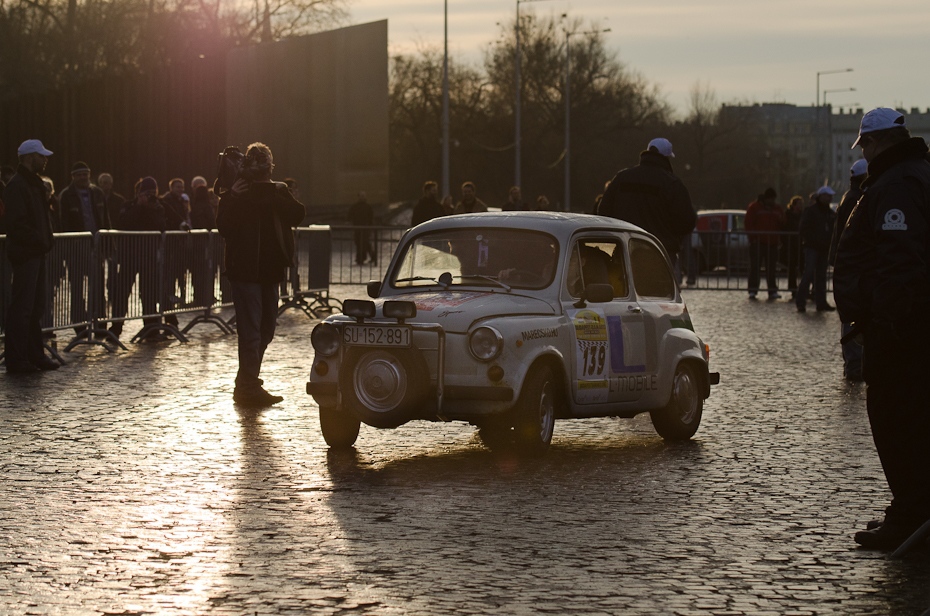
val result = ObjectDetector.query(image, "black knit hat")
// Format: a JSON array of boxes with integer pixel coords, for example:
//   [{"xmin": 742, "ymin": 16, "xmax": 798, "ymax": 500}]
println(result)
[{"xmin": 71, "ymin": 161, "xmax": 90, "ymax": 174}]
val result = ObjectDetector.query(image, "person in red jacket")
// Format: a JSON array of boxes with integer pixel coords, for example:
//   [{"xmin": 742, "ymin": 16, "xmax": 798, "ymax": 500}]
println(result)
[{"xmin": 745, "ymin": 187, "xmax": 786, "ymax": 300}]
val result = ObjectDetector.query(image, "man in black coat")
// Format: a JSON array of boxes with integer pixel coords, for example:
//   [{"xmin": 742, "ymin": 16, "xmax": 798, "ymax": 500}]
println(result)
[
  {"xmin": 2, "ymin": 139, "xmax": 60, "ymax": 372},
  {"xmin": 217, "ymin": 142, "xmax": 305, "ymax": 407},
  {"xmin": 834, "ymin": 107, "xmax": 930, "ymax": 551},
  {"xmin": 411, "ymin": 181, "xmax": 445, "ymax": 227},
  {"xmin": 597, "ymin": 137, "xmax": 695, "ymax": 265},
  {"xmin": 795, "ymin": 186, "xmax": 837, "ymax": 312},
  {"xmin": 58, "ymin": 161, "xmax": 110, "ymax": 333},
  {"xmin": 829, "ymin": 159, "xmax": 868, "ymax": 380}
]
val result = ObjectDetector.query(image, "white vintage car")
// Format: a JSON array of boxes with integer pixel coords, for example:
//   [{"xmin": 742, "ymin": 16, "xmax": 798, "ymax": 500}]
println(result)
[{"xmin": 306, "ymin": 212, "xmax": 719, "ymax": 455}]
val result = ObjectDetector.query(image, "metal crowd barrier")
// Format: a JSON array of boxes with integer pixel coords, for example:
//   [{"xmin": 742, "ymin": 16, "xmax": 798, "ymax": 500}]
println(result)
[{"xmin": 0, "ymin": 227, "xmax": 336, "ymax": 362}]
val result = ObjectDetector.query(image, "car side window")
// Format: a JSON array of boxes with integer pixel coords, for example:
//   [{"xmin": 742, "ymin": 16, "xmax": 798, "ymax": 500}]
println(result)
[
  {"xmin": 566, "ymin": 240, "xmax": 628, "ymax": 299},
  {"xmin": 629, "ymin": 238, "xmax": 675, "ymax": 299}
]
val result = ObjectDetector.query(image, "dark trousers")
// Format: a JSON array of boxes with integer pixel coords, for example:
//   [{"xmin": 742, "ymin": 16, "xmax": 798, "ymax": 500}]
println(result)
[
  {"xmin": 353, "ymin": 230, "xmax": 376, "ymax": 264},
  {"xmin": 4, "ymin": 256, "xmax": 48, "ymax": 364},
  {"xmin": 865, "ymin": 341, "xmax": 930, "ymax": 526},
  {"xmin": 748, "ymin": 241, "xmax": 779, "ymax": 294},
  {"xmin": 784, "ymin": 238, "xmax": 800, "ymax": 291},
  {"xmin": 795, "ymin": 247, "xmax": 827, "ymax": 307},
  {"xmin": 841, "ymin": 322, "xmax": 863, "ymax": 379},
  {"xmin": 231, "ymin": 279, "xmax": 279, "ymax": 392}
]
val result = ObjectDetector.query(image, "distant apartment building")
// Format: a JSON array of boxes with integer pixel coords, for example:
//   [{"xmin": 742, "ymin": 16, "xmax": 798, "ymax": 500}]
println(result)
[{"xmin": 721, "ymin": 103, "xmax": 930, "ymax": 196}]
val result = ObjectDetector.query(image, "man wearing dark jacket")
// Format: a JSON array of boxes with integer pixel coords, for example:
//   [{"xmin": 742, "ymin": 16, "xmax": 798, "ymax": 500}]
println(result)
[
  {"xmin": 745, "ymin": 187, "xmax": 785, "ymax": 300},
  {"xmin": 795, "ymin": 186, "xmax": 836, "ymax": 312},
  {"xmin": 597, "ymin": 138, "xmax": 696, "ymax": 264},
  {"xmin": 834, "ymin": 108, "xmax": 930, "ymax": 551},
  {"xmin": 58, "ymin": 161, "xmax": 110, "ymax": 333},
  {"xmin": 830, "ymin": 159, "xmax": 868, "ymax": 381},
  {"xmin": 411, "ymin": 181, "xmax": 445, "ymax": 227},
  {"xmin": 2, "ymin": 139, "xmax": 59, "ymax": 373},
  {"xmin": 217, "ymin": 142, "xmax": 305, "ymax": 407}
]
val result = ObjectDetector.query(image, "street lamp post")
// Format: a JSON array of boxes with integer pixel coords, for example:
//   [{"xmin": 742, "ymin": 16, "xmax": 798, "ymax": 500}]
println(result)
[
  {"xmin": 564, "ymin": 26, "xmax": 609, "ymax": 212},
  {"xmin": 442, "ymin": 0, "xmax": 450, "ymax": 198},
  {"xmin": 823, "ymin": 87, "xmax": 856, "ymax": 107},
  {"xmin": 515, "ymin": 0, "xmax": 554, "ymax": 190},
  {"xmin": 816, "ymin": 68, "xmax": 853, "ymax": 107}
]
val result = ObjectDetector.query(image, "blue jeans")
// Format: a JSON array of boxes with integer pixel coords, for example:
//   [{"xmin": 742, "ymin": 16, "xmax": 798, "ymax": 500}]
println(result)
[{"xmin": 231, "ymin": 280, "xmax": 280, "ymax": 392}]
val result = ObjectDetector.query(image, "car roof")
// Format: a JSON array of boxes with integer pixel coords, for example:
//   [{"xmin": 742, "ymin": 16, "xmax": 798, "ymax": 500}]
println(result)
[{"xmin": 410, "ymin": 211, "xmax": 650, "ymax": 244}]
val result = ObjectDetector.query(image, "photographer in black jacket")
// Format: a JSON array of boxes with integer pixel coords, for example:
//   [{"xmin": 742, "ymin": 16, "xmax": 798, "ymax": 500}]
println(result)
[
  {"xmin": 835, "ymin": 108, "xmax": 930, "ymax": 551},
  {"xmin": 217, "ymin": 142, "xmax": 305, "ymax": 407}
]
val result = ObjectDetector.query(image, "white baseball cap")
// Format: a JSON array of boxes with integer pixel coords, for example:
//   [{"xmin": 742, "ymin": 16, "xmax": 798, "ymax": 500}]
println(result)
[
  {"xmin": 17, "ymin": 139, "xmax": 53, "ymax": 156},
  {"xmin": 850, "ymin": 158, "xmax": 868, "ymax": 177},
  {"xmin": 647, "ymin": 137, "xmax": 675, "ymax": 158},
  {"xmin": 852, "ymin": 107, "xmax": 907, "ymax": 148},
  {"xmin": 815, "ymin": 185, "xmax": 836, "ymax": 197}
]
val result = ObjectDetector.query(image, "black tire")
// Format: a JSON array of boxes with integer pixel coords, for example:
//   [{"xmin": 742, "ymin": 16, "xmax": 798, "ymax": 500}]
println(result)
[
  {"xmin": 319, "ymin": 405, "xmax": 360, "ymax": 449},
  {"xmin": 650, "ymin": 363, "xmax": 703, "ymax": 441},
  {"xmin": 340, "ymin": 347, "xmax": 429, "ymax": 429},
  {"xmin": 512, "ymin": 365, "xmax": 557, "ymax": 456}
]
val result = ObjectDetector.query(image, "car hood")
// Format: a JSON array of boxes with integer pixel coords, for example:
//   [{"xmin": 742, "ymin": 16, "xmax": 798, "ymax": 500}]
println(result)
[{"xmin": 377, "ymin": 290, "xmax": 556, "ymax": 333}]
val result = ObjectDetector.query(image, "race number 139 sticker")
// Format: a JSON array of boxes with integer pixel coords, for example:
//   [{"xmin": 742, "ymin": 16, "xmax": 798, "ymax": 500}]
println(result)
[{"xmin": 570, "ymin": 308, "xmax": 609, "ymax": 403}]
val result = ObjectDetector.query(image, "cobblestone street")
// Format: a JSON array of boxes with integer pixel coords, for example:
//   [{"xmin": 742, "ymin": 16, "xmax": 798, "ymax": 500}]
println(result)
[{"xmin": 2, "ymin": 289, "xmax": 929, "ymax": 615}]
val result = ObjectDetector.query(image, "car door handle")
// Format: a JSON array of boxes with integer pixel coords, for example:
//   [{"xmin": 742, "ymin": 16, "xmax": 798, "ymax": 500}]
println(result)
[{"xmin": 628, "ymin": 306, "xmax": 643, "ymax": 314}]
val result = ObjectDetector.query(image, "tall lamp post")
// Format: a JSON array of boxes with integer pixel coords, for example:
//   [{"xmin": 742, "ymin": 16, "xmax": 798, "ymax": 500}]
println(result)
[
  {"xmin": 564, "ymin": 26, "xmax": 609, "ymax": 212},
  {"xmin": 441, "ymin": 0, "xmax": 450, "ymax": 198},
  {"xmin": 816, "ymin": 68, "xmax": 853, "ymax": 107},
  {"xmin": 823, "ymin": 87, "xmax": 856, "ymax": 107},
  {"xmin": 515, "ymin": 0, "xmax": 554, "ymax": 190}
]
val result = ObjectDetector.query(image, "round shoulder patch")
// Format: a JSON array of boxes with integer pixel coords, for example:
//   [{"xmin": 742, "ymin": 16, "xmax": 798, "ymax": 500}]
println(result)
[{"xmin": 882, "ymin": 208, "xmax": 908, "ymax": 231}]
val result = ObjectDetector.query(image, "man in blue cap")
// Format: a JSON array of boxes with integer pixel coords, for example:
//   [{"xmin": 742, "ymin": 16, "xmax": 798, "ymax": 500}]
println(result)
[{"xmin": 834, "ymin": 107, "xmax": 930, "ymax": 550}]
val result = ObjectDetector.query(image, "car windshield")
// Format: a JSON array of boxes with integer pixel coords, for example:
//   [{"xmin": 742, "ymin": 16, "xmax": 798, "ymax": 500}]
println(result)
[{"xmin": 391, "ymin": 228, "xmax": 559, "ymax": 290}]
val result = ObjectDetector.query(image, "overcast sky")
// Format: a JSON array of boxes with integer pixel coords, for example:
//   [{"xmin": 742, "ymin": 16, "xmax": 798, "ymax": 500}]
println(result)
[{"xmin": 348, "ymin": 0, "xmax": 930, "ymax": 118}]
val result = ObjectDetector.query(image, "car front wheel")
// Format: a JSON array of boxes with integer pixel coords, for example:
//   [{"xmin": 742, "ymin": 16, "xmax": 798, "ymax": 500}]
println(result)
[
  {"xmin": 319, "ymin": 405, "xmax": 361, "ymax": 448},
  {"xmin": 650, "ymin": 363, "xmax": 703, "ymax": 441},
  {"xmin": 513, "ymin": 365, "xmax": 557, "ymax": 456}
]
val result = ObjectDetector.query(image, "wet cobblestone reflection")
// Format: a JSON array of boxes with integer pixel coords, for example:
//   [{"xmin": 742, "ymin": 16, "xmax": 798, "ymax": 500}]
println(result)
[{"xmin": 1, "ymin": 290, "xmax": 929, "ymax": 614}]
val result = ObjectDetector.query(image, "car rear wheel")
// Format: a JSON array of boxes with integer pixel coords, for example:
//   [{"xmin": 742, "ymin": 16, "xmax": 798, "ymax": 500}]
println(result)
[
  {"xmin": 319, "ymin": 405, "xmax": 360, "ymax": 449},
  {"xmin": 513, "ymin": 365, "xmax": 557, "ymax": 456},
  {"xmin": 650, "ymin": 363, "xmax": 702, "ymax": 440}
]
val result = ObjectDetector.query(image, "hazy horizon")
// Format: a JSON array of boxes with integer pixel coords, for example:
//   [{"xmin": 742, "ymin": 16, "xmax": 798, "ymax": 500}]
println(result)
[{"xmin": 349, "ymin": 0, "xmax": 930, "ymax": 118}]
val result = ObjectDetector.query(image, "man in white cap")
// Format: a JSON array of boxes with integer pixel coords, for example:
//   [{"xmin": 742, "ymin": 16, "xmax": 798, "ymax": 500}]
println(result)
[
  {"xmin": 2, "ymin": 139, "xmax": 60, "ymax": 373},
  {"xmin": 828, "ymin": 158, "xmax": 869, "ymax": 381},
  {"xmin": 834, "ymin": 107, "xmax": 930, "ymax": 550},
  {"xmin": 795, "ymin": 185, "xmax": 836, "ymax": 312},
  {"xmin": 597, "ymin": 137, "xmax": 695, "ymax": 267}
]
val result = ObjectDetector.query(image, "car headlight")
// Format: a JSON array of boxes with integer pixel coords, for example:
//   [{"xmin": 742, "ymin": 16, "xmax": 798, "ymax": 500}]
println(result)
[
  {"xmin": 311, "ymin": 322, "xmax": 341, "ymax": 357},
  {"xmin": 468, "ymin": 326, "xmax": 503, "ymax": 361}
]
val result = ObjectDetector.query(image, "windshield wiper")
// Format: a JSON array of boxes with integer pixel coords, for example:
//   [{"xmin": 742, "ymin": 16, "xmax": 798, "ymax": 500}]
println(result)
[
  {"xmin": 394, "ymin": 276, "xmax": 440, "ymax": 284},
  {"xmin": 454, "ymin": 274, "xmax": 511, "ymax": 291}
]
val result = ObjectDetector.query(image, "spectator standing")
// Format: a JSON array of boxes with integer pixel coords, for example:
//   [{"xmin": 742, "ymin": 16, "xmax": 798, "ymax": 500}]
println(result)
[
  {"xmin": 453, "ymin": 181, "xmax": 488, "ymax": 214},
  {"xmin": 217, "ymin": 142, "xmax": 305, "ymax": 407},
  {"xmin": 2, "ymin": 139, "xmax": 59, "ymax": 372},
  {"xmin": 829, "ymin": 159, "xmax": 868, "ymax": 381},
  {"xmin": 110, "ymin": 177, "xmax": 168, "ymax": 340},
  {"xmin": 97, "ymin": 173, "xmax": 124, "ymax": 226},
  {"xmin": 411, "ymin": 181, "xmax": 445, "ymax": 227},
  {"xmin": 347, "ymin": 191, "xmax": 377, "ymax": 265},
  {"xmin": 834, "ymin": 107, "xmax": 930, "ymax": 550},
  {"xmin": 597, "ymin": 137, "xmax": 696, "ymax": 266},
  {"xmin": 161, "ymin": 178, "xmax": 190, "ymax": 319},
  {"xmin": 189, "ymin": 176, "xmax": 219, "ymax": 308},
  {"xmin": 795, "ymin": 186, "xmax": 836, "ymax": 312},
  {"xmin": 0, "ymin": 166, "xmax": 12, "ymax": 233},
  {"xmin": 535, "ymin": 195, "xmax": 551, "ymax": 211},
  {"xmin": 745, "ymin": 187, "xmax": 785, "ymax": 300},
  {"xmin": 783, "ymin": 195, "xmax": 805, "ymax": 297},
  {"xmin": 58, "ymin": 161, "xmax": 110, "ymax": 334},
  {"xmin": 502, "ymin": 186, "xmax": 528, "ymax": 211}
]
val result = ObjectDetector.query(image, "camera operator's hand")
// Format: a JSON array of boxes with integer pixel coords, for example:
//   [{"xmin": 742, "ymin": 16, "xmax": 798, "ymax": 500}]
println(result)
[{"xmin": 231, "ymin": 178, "xmax": 249, "ymax": 196}]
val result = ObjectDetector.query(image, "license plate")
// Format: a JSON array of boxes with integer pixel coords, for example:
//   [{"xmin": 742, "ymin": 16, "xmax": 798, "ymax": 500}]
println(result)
[{"xmin": 343, "ymin": 324, "xmax": 412, "ymax": 347}]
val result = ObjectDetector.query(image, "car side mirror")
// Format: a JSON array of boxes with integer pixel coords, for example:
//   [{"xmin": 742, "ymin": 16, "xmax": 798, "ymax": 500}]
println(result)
[{"xmin": 367, "ymin": 280, "xmax": 382, "ymax": 298}]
